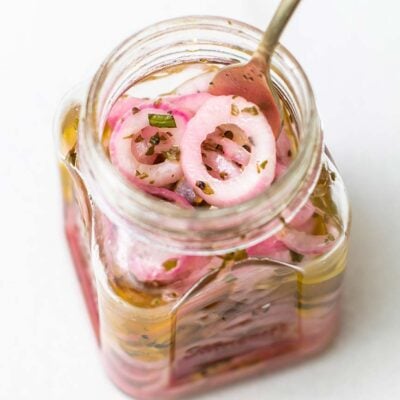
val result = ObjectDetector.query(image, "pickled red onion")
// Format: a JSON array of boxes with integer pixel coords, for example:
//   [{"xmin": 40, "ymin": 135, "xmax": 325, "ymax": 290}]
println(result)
[
  {"xmin": 181, "ymin": 95, "xmax": 276, "ymax": 207},
  {"xmin": 109, "ymin": 107, "xmax": 186, "ymax": 186}
]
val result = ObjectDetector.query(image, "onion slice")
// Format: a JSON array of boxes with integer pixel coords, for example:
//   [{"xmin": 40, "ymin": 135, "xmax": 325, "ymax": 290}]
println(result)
[
  {"xmin": 110, "ymin": 106, "xmax": 187, "ymax": 186},
  {"xmin": 181, "ymin": 95, "xmax": 276, "ymax": 207}
]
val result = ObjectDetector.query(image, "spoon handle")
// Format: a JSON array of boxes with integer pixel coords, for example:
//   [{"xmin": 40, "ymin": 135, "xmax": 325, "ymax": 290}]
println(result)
[{"xmin": 256, "ymin": 0, "xmax": 301, "ymax": 63}]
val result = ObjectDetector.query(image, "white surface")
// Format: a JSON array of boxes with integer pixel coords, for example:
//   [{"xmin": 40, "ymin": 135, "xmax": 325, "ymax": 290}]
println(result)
[{"xmin": 1, "ymin": 0, "xmax": 399, "ymax": 399}]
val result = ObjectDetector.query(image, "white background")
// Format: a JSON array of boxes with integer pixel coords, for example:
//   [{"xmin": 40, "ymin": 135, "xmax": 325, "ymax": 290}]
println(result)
[{"xmin": 1, "ymin": 0, "xmax": 400, "ymax": 399}]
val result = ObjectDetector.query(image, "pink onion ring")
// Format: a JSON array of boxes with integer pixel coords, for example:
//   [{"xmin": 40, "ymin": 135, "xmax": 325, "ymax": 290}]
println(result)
[
  {"xmin": 110, "ymin": 106, "xmax": 187, "ymax": 186},
  {"xmin": 181, "ymin": 95, "xmax": 276, "ymax": 207}
]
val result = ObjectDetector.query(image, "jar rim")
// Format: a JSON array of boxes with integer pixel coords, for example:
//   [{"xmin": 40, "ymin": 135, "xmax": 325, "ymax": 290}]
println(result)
[{"xmin": 80, "ymin": 15, "xmax": 323, "ymax": 253}]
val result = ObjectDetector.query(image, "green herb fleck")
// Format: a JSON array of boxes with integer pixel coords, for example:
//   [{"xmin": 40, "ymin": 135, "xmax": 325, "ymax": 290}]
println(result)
[
  {"xmin": 196, "ymin": 180, "xmax": 214, "ymax": 195},
  {"xmin": 241, "ymin": 106, "xmax": 259, "ymax": 115},
  {"xmin": 231, "ymin": 104, "xmax": 240, "ymax": 116},
  {"xmin": 163, "ymin": 146, "xmax": 181, "ymax": 161},
  {"xmin": 330, "ymin": 172, "xmax": 337, "ymax": 181},
  {"xmin": 290, "ymin": 250, "xmax": 304, "ymax": 263},
  {"xmin": 148, "ymin": 113, "xmax": 177, "ymax": 128},
  {"xmin": 162, "ymin": 258, "xmax": 178, "ymax": 271}
]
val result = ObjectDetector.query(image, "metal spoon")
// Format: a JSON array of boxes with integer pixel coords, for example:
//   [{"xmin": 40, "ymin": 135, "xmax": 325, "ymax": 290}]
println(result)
[{"xmin": 209, "ymin": 0, "xmax": 301, "ymax": 137}]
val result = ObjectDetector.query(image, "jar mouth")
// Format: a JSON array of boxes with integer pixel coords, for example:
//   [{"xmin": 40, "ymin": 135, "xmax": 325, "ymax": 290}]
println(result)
[{"xmin": 80, "ymin": 15, "xmax": 322, "ymax": 253}]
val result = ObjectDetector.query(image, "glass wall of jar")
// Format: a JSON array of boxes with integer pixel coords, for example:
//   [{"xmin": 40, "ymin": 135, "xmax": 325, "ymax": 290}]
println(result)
[{"xmin": 55, "ymin": 16, "xmax": 351, "ymax": 400}]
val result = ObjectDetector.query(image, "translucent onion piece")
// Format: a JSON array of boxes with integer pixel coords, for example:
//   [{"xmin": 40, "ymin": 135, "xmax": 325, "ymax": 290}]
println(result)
[
  {"xmin": 181, "ymin": 95, "xmax": 276, "ymax": 207},
  {"xmin": 110, "ymin": 107, "xmax": 187, "ymax": 186}
]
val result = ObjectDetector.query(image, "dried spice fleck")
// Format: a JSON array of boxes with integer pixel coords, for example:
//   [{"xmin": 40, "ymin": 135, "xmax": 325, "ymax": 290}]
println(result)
[
  {"xmin": 219, "ymin": 171, "xmax": 228, "ymax": 180},
  {"xmin": 134, "ymin": 134, "xmax": 144, "ymax": 143},
  {"xmin": 135, "ymin": 170, "xmax": 149, "ymax": 180},
  {"xmin": 145, "ymin": 146, "xmax": 155, "ymax": 156},
  {"xmin": 290, "ymin": 250, "xmax": 304, "ymax": 263},
  {"xmin": 241, "ymin": 106, "xmax": 259, "ymax": 115},
  {"xmin": 243, "ymin": 144, "xmax": 251, "ymax": 152},
  {"xmin": 162, "ymin": 258, "xmax": 178, "ymax": 271},
  {"xmin": 149, "ymin": 132, "xmax": 161, "ymax": 146},
  {"xmin": 259, "ymin": 160, "xmax": 268, "ymax": 170},
  {"xmin": 224, "ymin": 130, "xmax": 234, "ymax": 139},
  {"xmin": 196, "ymin": 181, "xmax": 214, "ymax": 195},
  {"xmin": 231, "ymin": 104, "xmax": 240, "ymax": 116},
  {"xmin": 163, "ymin": 146, "xmax": 181, "ymax": 161},
  {"xmin": 132, "ymin": 107, "xmax": 140, "ymax": 115},
  {"xmin": 123, "ymin": 133, "xmax": 135, "ymax": 140}
]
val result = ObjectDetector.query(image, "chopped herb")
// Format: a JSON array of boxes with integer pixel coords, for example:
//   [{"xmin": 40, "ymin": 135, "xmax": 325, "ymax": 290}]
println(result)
[
  {"xmin": 134, "ymin": 135, "xmax": 144, "ymax": 143},
  {"xmin": 224, "ymin": 274, "xmax": 237, "ymax": 283},
  {"xmin": 231, "ymin": 104, "xmax": 240, "ymax": 116},
  {"xmin": 199, "ymin": 58, "xmax": 208, "ymax": 63},
  {"xmin": 135, "ymin": 170, "xmax": 149, "ymax": 180},
  {"xmin": 256, "ymin": 163, "xmax": 261, "ymax": 174},
  {"xmin": 259, "ymin": 160, "xmax": 268, "ymax": 170},
  {"xmin": 148, "ymin": 113, "xmax": 176, "ymax": 128},
  {"xmin": 145, "ymin": 146, "xmax": 155, "ymax": 156},
  {"xmin": 224, "ymin": 130, "xmax": 234, "ymax": 139},
  {"xmin": 162, "ymin": 258, "xmax": 178, "ymax": 271},
  {"xmin": 163, "ymin": 146, "xmax": 181, "ymax": 161},
  {"xmin": 279, "ymin": 216, "xmax": 286, "ymax": 225},
  {"xmin": 290, "ymin": 250, "xmax": 304, "ymax": 263},
  {"xmin": 241, "ymin": 106, "xmax": 259, "ymax": 115},
  {"xmin": 227, "ymin": 20, "xmax": 233, "ymax": 25},
  {"xmin": 196, "ymin": 180, "xmax": 214, "ymax": 195},
  {"xmin": 123, "ymin": 133, "xmax": 134, "ymax": 140},
  {"xmin": 149, "ymin": 132, "xmax": 161, "ymax": 146},
  {"xmin": 232, "ymin": 95, "xmax": 238, "ymax": 99},
  {"xmin": 330, "ymin": 172, "xmax": 337, "ymax": 181},
  {"xmin": 132, "ymin": 107, "xmax": 140, "ymax": 115}
]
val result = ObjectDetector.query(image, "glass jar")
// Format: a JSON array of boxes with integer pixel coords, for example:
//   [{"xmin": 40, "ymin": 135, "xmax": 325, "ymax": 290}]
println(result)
[{"xmin": 55, "ymin": 16, "xmax": 351, "ymax": 400}]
